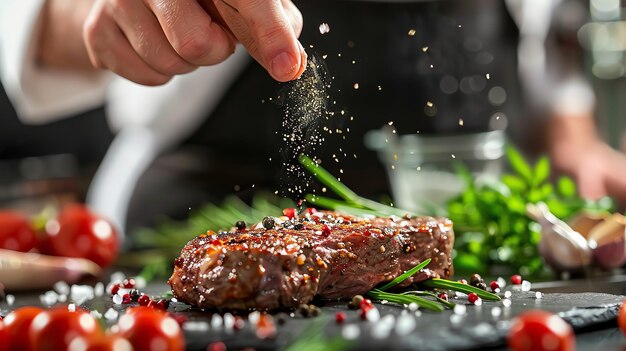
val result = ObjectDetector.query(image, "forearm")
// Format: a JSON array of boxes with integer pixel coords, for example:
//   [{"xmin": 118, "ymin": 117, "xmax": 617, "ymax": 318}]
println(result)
[{"xmin": 37, "ymin": 0, "xmax": 95, "ymax": 71}]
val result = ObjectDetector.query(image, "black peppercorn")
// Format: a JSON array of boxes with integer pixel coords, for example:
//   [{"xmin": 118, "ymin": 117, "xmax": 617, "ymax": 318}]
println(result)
[
  {"xmin": 235, "ymin": 221, "xmax": 246, "ymax": 230},
  {"xmin": 262, "ymin": 217, "xmax": 275, "ymax": 229},
  {"xmin": 469, "ymin": 273, "xmax": 483, "ymax": 285},
  {"xmin": 294, "ymin": 223, "xmax": 304, "ymax": 230}
]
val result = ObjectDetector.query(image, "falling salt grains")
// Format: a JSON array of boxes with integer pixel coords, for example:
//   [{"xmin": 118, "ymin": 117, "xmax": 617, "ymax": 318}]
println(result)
[
  {"xmin": 535, "ymin": 292, "xmax": 543, "ymax": 300},
  {"xmin": 458, "ymin": 118, "xmax": 464, "ymax": 126},
  {"xmin": 353, "ymin": 83, "xmax": 360, "ymax": 90},
  {"xmin": 486, "ymin": 73, "xmax": 491, "ymax": 80},
  {"xmin": 422, "ymin": 46, "xmax": 429, "ymax": 52},
  {"xmin": 319, "ymin": 23, "xmax": 330, "ymax": 34},
  {"xmin": 504, "ymin": 291, "xmax": 512, "ymax": 299},
  {"xmin": 451, "ymin": 154, "xmax": 456, "ymax": 159},
  {"xmin": 426, "ymin": 101, "xmax": 433, "ymax": 108},
  {"xmin": 5, "ymin": 294, "xmax": 15, "ymax": 306},
  {"xmin": 104, "ymin": 308, "xmax": 118, "ymax": 321},
  {"xmin": 342, "ymin": 324, "xmax": 361, "ymax": 340},
  {"xmin": 395, "ymin": 314, "xmax": 416, "ymax": 336},
  {"xmin": 521, "ymin": 280, "xmax": 531, "ymax": 291},
  {"xmin": 408, "ymin": 29, "xmax": 416, "ymax": 36}
]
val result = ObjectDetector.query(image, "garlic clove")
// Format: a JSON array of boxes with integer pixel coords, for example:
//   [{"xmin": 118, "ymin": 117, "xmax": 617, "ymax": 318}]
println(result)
[
  {"xmin": 587, "ymin": 213, "xmax": 626, "ymax": 270},
  {"xmin": 0, "ymin": 249, "xmax": 102, "ymax": 291},
  {"xmin": 527, "ymin": 203, "xmax": 592, "ymax": 271},
  {"xmin": 567, "ymin": 211, "xmax": 610, "ymax": 239}
]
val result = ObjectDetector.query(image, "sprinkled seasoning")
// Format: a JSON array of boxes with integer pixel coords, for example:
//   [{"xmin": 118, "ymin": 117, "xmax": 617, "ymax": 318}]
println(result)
[{"xmin": 262, "ymin": 217, "xmax": 275, "ymax": 230}]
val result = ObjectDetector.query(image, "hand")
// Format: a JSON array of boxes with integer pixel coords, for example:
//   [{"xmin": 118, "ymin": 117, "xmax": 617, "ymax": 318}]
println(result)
[
  {"xmin": 548, "ymin": 115, "xmax": 626, "ymax": 207},
  {"xmin": 83, "ymin": 0, "xmax": 306, "ymax": 85}
]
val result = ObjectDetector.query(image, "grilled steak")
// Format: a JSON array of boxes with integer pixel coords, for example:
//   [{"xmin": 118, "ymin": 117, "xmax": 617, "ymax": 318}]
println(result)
[{"xmin": 168, "ymin": 210, "xmax": 454, "ymax": 310}]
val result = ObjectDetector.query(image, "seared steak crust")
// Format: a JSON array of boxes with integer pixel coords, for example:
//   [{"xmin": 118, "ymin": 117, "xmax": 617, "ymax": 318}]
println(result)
[{"xmin": 168, "ymin": 211, "xmax": 454, "ymax": 310}]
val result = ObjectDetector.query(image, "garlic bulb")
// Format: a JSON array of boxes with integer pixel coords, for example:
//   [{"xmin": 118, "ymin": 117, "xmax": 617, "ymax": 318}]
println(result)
[{"xmin": 527, "ymin": 203, "xmax": 592, "ymax": 271}]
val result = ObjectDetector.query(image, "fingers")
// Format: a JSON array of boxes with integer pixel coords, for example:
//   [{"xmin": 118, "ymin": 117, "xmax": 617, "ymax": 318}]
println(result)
[
  {"xmin": 84, "ymin": 1, "xmax": 172, "ymax": 86},
  {"xmin": 282, "ymin": 0, "xmax": 303, "ymax": 37},
  {"xmin": 113, "ymin": 0, "xmax": 196, "ymax": 76},
  {"xmin": 215, "ymin": 0, "xmax": 306, "ymax": 82},
  {"xmin": 144, "ymin": 0, "xmax": 236, "ymax": 66}
]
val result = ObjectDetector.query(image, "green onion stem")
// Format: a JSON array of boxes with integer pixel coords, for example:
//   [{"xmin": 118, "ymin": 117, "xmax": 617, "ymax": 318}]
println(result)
[
  {"xmin": 400, "ymin": 291, "xmax": 456, "ymax": 309},
  {"xmin": 378, "ymin": 258, "xmax": 432, "ymax": 291},
  {"xmin": 298, "ymin": 155, "xmax": 360, "ymax": 202},
  {"xmin": 423, "ymin": 278, "xmax": 501, "ymax": 301},
  {"xmin": 367, "ymin": 289, "xmax": 444, "ymax": 312}
]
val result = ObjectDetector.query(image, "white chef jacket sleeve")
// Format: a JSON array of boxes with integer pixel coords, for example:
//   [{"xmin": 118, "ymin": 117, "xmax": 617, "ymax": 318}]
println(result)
[{"xmin": 0, "ymin": 0, "xmax": 110, "ymax": 124}]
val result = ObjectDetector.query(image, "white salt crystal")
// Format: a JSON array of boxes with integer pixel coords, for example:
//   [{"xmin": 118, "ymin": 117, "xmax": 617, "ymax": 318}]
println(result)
[
  {"xmin": 104, "ymin": 308, "xmax": 118, "ymax": 320},
  {"xmin": 535, "ymin": 291, "xmax": 543, "ymax": 299},
  {"xmin": 497, "ymin": 277, "xmax": 506, "ymax": 288},
  {"xmin": 504, "ymin": 291, "xmax": 512, "ymax": 299},
  {"xmin": 71, "ymin": 285, "xmax": 94, "ymax": 305},
  {"xmin": 453, "ymin": 304, "xmax": 466, "ymax": 315},
  {"xmin": 68, "ymin": 304, "xmax": 76, "ymax": 312},
  {"xmin": 395, "ymin": 314, "xmax": 416, "ymax": 336},
  {"xmin": 40, "ymin": 291, "xmax": 58, "ymax": 306},
  {"xmin": 248, "ymin": 311, "xmax": 261, "ymax": 325},
  {"xmin": 365, "ymin": 307, "xmax": 380, "ymax": 322},
  {"xmin": 90, "ymin": 310, "xmax": 102, "ymax": 319},
  {"xmin": 110, "ymin": 272, "xmax": 125, "ymax": 283},
  {"xmin": 210, "ymin": 314, "xmax": 223, "ymax": 330},
  {"xmin": 502, "ymin": 299, "xmax": 512, "ymax": 308},
  {"xmin": 223, "ymin": 313, "xmax": 235, "ymax": 331},
  {"xmin": 54, "ymin": 281, "xmax": 70, "ymax": 295},
  {"xmin": 521, "ymin": 280, "xmax": 531, "ymax": 292},
  {"xmin": 112, "ymin": 294, "xmax": 123, "ymax": 305},
  {"xmin": 371, "ymin": 323, "xmax": 392, "ymax": 339},
  {"xmin": 450, "ymin": 314, "xmax": 463, "ymax": 325},
  {"xmin": 94, "ymin": 283, "xmax": 104, "ymax": 297},
  {"xmin": 5, "ymin": 294, "xmax": 15, "ymax": 306},
  {"xmin": 342, "ymin": 324, "xmax": 360, "ymax": 340},
  {"xmin": 58, "ymin": 294, "xmax": 67, "ymax": 303},
  {"xmin": 474, "ymin": 298, "xmax": 483, "ymax": 306},
  {"xmin": 183, "ymin": 321, "xmax": 209, "ymax": 332},
  {"xmin": 491, "ymin": 307, "xmax": 502, "ymax": 318},
  {"xmin": 408, "ymin": 302, "xmax": 419, "ymax": 311}
]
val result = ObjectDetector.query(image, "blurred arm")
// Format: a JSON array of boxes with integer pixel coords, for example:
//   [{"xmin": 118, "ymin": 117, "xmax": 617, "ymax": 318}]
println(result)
[{"xmin": 0, "ymin": 0, "xmax": 109, "ymax": 124}]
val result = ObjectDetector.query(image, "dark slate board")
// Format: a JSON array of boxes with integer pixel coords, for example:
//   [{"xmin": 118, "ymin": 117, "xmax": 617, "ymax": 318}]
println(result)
[
  {"xmin": 1, "ymin": 286, "xmax": 624, "ymax": 351},
  {"xmin": 171, "ymin": 290, "xmax": 625, "ymax": 351}
]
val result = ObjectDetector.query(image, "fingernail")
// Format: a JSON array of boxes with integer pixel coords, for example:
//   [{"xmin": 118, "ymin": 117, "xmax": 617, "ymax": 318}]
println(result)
[{"xmin": 271, "ymin": 51, "xmax": 299, "ymax": 81}]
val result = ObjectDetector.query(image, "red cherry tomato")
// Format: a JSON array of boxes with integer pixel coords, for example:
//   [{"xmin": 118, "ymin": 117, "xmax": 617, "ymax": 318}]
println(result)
[
  {"xmin": 46, "ymin": 204, "xmax": 119, "ymax": 268},
  {"xmin": 0, "ymin": 319, "xmax": 8, "ymax": 351},
  {"xmin": 29, "ymin": 307, "xmax": 103, "ymax": 351},
  {"xmin": 116, "ymin": 307, "xmax": 185, "ymax": 351},
  {"xmin": 0, "ymin": 211, "xmax": 37, "ymax": 252},
  {"xmin": 508, "ymin": 310, "xmax": 575, "ymax": 351},
  {"xmin": 618, "ymin": 300, "xmax": 626, "ymax": 335},
  {"xmin": 3, "ymin": 306, "xmax": 44, "ymax": 351}
]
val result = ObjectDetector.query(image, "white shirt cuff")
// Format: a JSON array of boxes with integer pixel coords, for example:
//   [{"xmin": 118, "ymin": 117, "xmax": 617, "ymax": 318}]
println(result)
[{"xmin": 0, "ymin": 0, "xmax": 110, "ymax": 124}]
